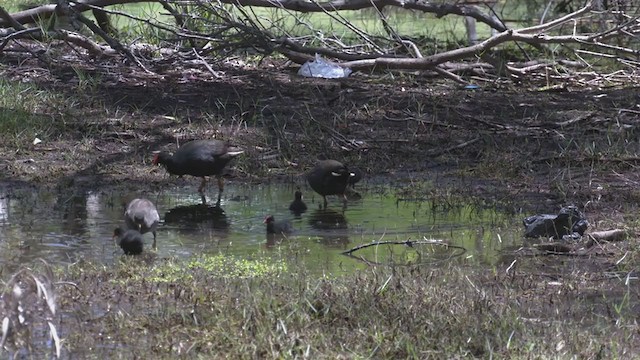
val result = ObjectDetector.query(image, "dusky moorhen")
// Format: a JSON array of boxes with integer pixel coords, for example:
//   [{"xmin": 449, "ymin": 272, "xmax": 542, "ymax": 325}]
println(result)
[
  {"xmin": 113, "ymin": 227, "xmax": 144, "ymax": 255},
  {"xmin": 124, "ymin": 198, "xmax": 160, "ymax": 249},
  {"xmin": 264, "ymin": 215, "xmax": 293, "ymax": 234},
  {"xmin": 348, "ymin": 167, "xmax": 362, "ymax": 188},
  {"xmin": 306, "ymin": 160, "xmax": 357, "ymax": 207},
  {"xmin": 153, "ymin": 139, "xmax": 244, "ymax": 204},
  {"xmin": 289, "ymin": 187, "xmax": 307, "ymax": 215}
]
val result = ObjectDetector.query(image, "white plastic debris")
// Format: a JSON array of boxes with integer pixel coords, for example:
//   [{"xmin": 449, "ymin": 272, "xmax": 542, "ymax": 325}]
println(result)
[
  {"xmin": 298, "ymin": 54, "xmax": 352, "ymax": 79},
  {"xmin": 33, "ymin": 137, "xmax": 42, "ymax": 145}
]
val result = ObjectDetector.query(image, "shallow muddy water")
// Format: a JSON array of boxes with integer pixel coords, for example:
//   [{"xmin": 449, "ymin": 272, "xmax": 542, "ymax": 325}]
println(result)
[{"xmin": 0, "ymin": 181, "xmax": 524, "ymax": 274}]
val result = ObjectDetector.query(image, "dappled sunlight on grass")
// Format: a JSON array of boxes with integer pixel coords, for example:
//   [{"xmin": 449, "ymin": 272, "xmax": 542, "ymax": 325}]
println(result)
[{"xmin": 108, "ymin": 254, "xmax": 288, "ymax": 284}]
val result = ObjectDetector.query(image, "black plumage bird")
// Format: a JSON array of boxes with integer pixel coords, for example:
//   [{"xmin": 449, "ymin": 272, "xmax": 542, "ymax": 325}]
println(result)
[
  {"xmin": 289, "ymin": 187, "xmax": 308, "ymax": 215},
  {"xmin": 306, "ymin": 160, "xmax": 357, "ymax": 207},
  {"xmin": 264, "ymin": 215, "xmax": 293, "ymax": 235},
  {"xmin": 348, "ymin": 167, "xmax": 363, "ymax": 189},
  {"xmin": 113, "ymin": 227, "xmax": 144, "ymax": 255},
  {"xmin": 153, "ymin": 139, "xmax": 243, "ymax": 204}
]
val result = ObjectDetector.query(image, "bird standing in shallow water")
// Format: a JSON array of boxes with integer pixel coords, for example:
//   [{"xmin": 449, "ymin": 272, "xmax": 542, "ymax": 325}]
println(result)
[
  {"xmin": 153, "ymin": 139, "xmax": 244, "ymax": 205},
  {"xmin": 289, "ymin": 187, "xmax": 307, "ymax": 215},
  {"xmin": 113, "ymin": 227, "xmax": 144, "ymax": 255},
  {"xmin": 124, "ymin": 198, "xmax": 160, "ymax": 250},
  {"xmin": 306, "ymin": 160, "xmax": 357, "ymax": 208}
]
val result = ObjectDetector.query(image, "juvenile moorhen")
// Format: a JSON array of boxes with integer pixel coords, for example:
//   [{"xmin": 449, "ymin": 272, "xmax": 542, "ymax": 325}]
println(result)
[
  {"xmin": 124, "ymin": 198, "xmax": 160, "ymax": 249},
  {"xmin": 306, "ymin": 160, "xmax": 357, "ymax": 207},
  {"xmin": 289, "ymin": 187, "xmax": 307, "ymax": 215},
  {"xmin": 113, "ymin": 227, "xmax": 144, "ymax": 255},
  {"xmin": 153, "ymin": 139, "xmax": 244, "ymax": 204},
  {"xmin": 264, "ymin": 215, "xmax": 293, "ymax": 234}
]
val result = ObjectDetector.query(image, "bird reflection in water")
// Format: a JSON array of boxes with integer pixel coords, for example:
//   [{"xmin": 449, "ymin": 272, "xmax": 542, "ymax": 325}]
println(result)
[
  {"xmin": 308, "ymin": 208, "xmax": 350, "ymax": 247},
  {"xmin": 265, "ymin": 232, "xmax": 287, "ymax": 248},
  {"xmin": 308, "ymin": 208, "xmax": 347, "ymax": 230},
  {"xmin": 163, "ymin": 204, "xmax": 229, "ymax": 233}
]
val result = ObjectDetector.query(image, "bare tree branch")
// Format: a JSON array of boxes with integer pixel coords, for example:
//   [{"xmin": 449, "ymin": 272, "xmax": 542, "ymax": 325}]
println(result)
[
  {"xmin": 0, "ymin": 0, "xmax": 637, "ymax": 86},
  {"xmin": 0, "ymin": 6, "xmax": 25, "ymax": 31},
  {"xmin": 0, "ymin": 0, "xmax": 507, "ymax": 33}
]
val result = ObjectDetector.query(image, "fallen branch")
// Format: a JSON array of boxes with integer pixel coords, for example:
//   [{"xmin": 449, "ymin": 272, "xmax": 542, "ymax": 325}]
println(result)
[
  {"xmin": 342, "ymin": 239, "xmax": 466, "ymax": 256},
  {"xmin": 0, "ymin": 6, "xmax": 25, "ymax": 31},
  {"xmin": 427, "ymin": 137, "xmax": 481, "ymax": 157}
]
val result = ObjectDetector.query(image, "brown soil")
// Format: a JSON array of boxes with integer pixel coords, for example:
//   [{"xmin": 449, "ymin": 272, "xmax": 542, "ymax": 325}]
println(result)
[
  {"xmin": 2, "ymin": 53, "xmax": 640, "ymax": 358},
  {"xmin": 1, "ymin": 54, "xmax": 640, "ymax": 225}
]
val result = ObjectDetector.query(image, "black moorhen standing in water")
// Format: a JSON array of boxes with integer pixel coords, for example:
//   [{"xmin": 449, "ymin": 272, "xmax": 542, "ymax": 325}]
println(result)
[
  {"xmin": 289, "ymin": 187, "xmax": 307, "ymax": 215},
  {"xmin": 153, "ymin": 139, "xmax": 244, "ymax": 204},
  {"xmin": 113, "ymin": 227, "xmax": 144, "ymax": 255},
  {"xmin": 307, "ymin": 160, "xmax": 357, "ymax": 208},
  {"xmin": 264, "ymin": 215, "xmax": 293, "ymax": 235},
  {"xmin": 124, "ymin": 198, "xmax": 160, "ymax": 249}
]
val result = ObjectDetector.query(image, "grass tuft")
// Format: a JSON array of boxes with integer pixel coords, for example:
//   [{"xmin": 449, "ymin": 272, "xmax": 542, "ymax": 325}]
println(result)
[{"xmin": 21, "ymin": 256, "xmax": 635, "ymax": 358}]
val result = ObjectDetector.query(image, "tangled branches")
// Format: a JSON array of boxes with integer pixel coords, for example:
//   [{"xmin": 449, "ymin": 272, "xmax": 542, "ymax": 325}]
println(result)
[{"xmin": 0, "ymin": 0, "xmax": 639, "ymax": 85}]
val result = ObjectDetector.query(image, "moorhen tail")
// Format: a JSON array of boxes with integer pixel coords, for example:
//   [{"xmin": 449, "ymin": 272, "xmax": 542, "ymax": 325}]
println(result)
[
  {"xmin": 289, "ymin": 187, "xmax": 307, "ymax": 215},
  {"xmin": 153, "ymin": 139, "xmax": 244, "ymax": 204},
  {"xmin": 113, "ymin": 227, "xmax": 144, "ymax": 255},
  {"xmin": 264, "ymin": 215, "xmax": 293, "ymax": 234},
  {"xmin": 306, "ymin": 160, "xmax": 358, "ymax": 207},
  {"xmin": 348, "ymin": 167, "xmax": 362, "ymax": 188},
  {"xmin": 124, "ymin": 198, "xmax": 160, "ymax": 249}
]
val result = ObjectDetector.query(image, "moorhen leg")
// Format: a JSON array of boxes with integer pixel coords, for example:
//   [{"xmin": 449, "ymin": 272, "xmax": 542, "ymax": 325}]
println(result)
[
  {"xmin": 216, "ymin": 176, "xmax": 224, "ymax": 205},
  {"xmin": 198, "ymin": 177, "xmax": 207, "ymax": 194},
  {"xmin": 199, "ymin": 177, "xmax": 208, "ymax": 205}
]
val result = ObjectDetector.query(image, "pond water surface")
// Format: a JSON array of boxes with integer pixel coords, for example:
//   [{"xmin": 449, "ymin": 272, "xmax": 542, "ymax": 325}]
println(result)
[{"xmin": 0, "ymin": 181, "xmax": 524, "ymax": 275}]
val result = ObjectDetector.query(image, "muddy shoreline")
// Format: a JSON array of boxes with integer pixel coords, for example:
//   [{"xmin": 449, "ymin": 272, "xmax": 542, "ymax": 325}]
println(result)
[{"xmin": 1, "ymin": 58, "xmax": 640, "ymax": 224}]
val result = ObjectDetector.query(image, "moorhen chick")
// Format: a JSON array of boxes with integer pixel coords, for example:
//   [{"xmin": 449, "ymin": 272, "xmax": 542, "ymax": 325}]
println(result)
[
  {"xmin": 153, "ymin": 139, "xmax": 244, "ymax": 204},
  {"xmin": 289, "ymin": 187, "xmax": 307, "ymax": 215},
  {"xmin": 124, "ymin": 198, "xmax": 160, "ymax": 249},
  {"xmin": 264, "ymin": 215, "xmax": 293, "ymax": 235},
  {"xmin": 306, "ymin": 160, "xmax": 357, "ymax": 207},
  {"xmin": 113, "ymin": 227, "xmax": 144, "ymax": 255}
]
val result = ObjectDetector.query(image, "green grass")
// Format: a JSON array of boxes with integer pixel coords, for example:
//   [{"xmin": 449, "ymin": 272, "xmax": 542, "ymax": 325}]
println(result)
[
  {"xmin": 0, "ymin": 78, "xmax": 69, "ymax": 147},
  {"xmin": 5, "ymin": 255, "xmax": 638, "ymax": 358}
]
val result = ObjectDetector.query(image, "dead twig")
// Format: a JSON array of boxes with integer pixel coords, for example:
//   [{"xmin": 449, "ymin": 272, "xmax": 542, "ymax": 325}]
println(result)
[{"xmin": 342, "ymin": 239, "xmax": 466, "ymax": 256}]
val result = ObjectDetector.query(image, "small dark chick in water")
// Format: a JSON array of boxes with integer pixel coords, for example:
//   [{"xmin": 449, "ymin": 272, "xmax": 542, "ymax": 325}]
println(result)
[
  {"xmin": 264, "ymin": 215, "xmax": 293, "ymax": 235},
  {"xmin": 113, "ymin": 227, "xmax": 144, "ymax": 255},
  {"xmin": 289, "ymin": 187, "xmax": 307, "ymax": 215}
]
